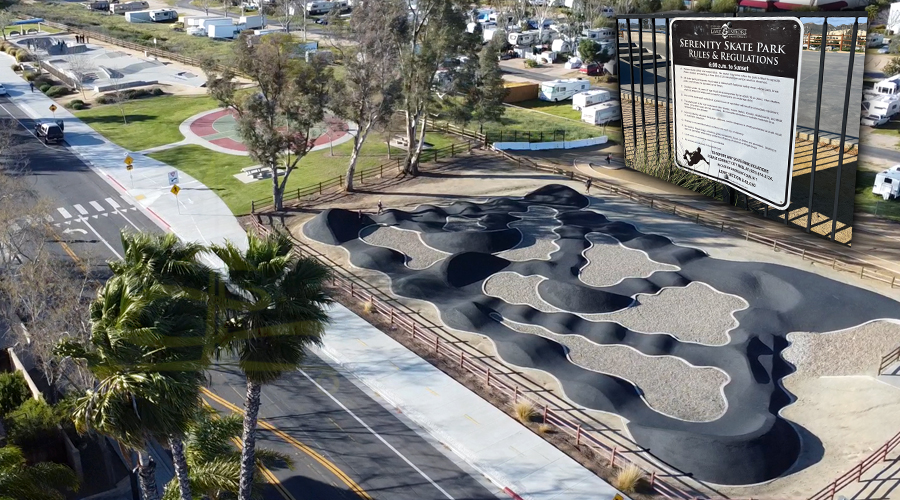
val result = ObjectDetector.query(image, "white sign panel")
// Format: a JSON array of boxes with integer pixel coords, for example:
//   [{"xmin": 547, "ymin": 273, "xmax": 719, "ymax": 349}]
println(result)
[
  {"xmin": 670, "ymin": 18, "xmax": 803, "ymax": 209},
  {"xmin": 168, "ymin": 170, "xmax": 179, "ymax": 186}
]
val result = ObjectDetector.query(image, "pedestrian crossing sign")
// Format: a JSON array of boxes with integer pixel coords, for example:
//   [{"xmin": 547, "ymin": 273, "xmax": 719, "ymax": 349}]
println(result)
[
  {"xmin": 171, "ymin": 184, "xmax": 180, "ymax": 196},
  {"xmin": 613, "ymin": 495, "xmax": 625, "ymax": 500},
  {"xmin": 49, "ymin": 104, "xmax": 57, "ymax": 112},
  {"xmin": 124, "ymin": 155, "xmax": 133, "ymax": 166}
]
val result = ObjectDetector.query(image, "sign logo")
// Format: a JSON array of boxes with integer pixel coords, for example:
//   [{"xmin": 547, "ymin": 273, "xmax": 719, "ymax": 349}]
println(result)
[
  {"xmin": 168, "ymin": 171, "xmax": 179, "ymax": 186},
  {"xmin": 711, "ymin": 22, "xmax": 747, "ymax": 39}
]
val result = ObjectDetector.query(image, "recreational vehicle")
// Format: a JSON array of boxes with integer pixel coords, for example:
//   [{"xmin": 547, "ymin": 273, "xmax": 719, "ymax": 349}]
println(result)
[
  {"xmin": 240, "ymin": 15, "xmax": 265, "ymax": 30},
  {"xmin": 582, "ymin": 27, "xmax": 615, "ymax": 42},
  {"xmin": 867, "ymin": 33, "xmax": 885, "ymax": 48},
  {"xmin": 483, "ymin": 27, "xmax": 505, "ymax": 44},
  {"xmin": 199, "ymin": 17, "xmax": 233, "ymax": 29},
  {"xmin": 149, "ymin": 9, "xmax": 178, "ymax": 22},
  {"xmin": 873, "ymin": 165, "xmax": 900, "ymax": 201},
  {"xmin": 208, "ymin": 23, "xmax": 242, "ymax": 38},
  {"xmin": 111, "ymin": 1, "xmax": 149, "ymax": 14},
  {"xmin": 508, "ymin": 31, "xmax": 536, "ymax": 46},
  {"xmin": 874, "ymin": 75, "xmax": 900, "ymax": 96},
  {"xmin": 551, "ymin": 39, "xmax": 572, "ymax": 53},
  {"xmin": 572, "ymin": 89, "xmax": 611, "ymax": 111},
  {"xmin": 864, "ymin": 98, "xmax": 900, "ymax": 117},
  {"xmin": 306, "ymin": 1, "xmax": 349, "ymax": 15},
  {"xmin": 581, "ymin": 101, "xmax": 621, "ymax": 125},
  {"xmin": 125, "ymin": 10, "xmax": 153, "ymax": 22},
  {"xmin": 84, "ymin": 1, "xmax": 110, "ymax": 11},
  {"xmin": 861, "ymin": 114, "xmax": 890, "ymax": 127},
  {"xmin": 539, "ymin": 78, "xmax": 590, "ymax": 102}
]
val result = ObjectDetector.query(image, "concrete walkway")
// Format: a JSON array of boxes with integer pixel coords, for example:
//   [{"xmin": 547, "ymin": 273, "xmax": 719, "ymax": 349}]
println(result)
[
  {"xmin": 313, "ymin": 303, "xmax": 629, "ymax": 500},
  {"xmin": 0, "ymin": 58, "xmax": 248, "ymax": 270}
]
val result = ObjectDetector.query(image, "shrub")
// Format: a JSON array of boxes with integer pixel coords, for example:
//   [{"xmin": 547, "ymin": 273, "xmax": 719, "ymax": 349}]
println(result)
[
  {"xmin": 692, "ymin": 0, "xmax": 712, "ymax": 10},
  {"xmin": 661, "ymin": 0, "xmax": 686, "ymax": 9},
  {"xmin": 0, "ymin": 372, "xmax": 31, "ymax": 417},
  {"xmin": 96, "ymin": 94, "xmax": 116, "ymax": 105},
  {"xmin": 5, "ymin": 398, "xmax": 61, "ymax": 451},
  {"xmin": 22, "ymin": 71, "xmax": 38, "ymax": 82},
  {"xmin": 10, "ymin": 64, "xmax": 21, "ymax": 71},
  {"xmin": 151, "ymin": 87, "xmax": 164, "ymax": 96},
  {"xmin": 46, "ymin": 85, "xmax": 71, "ymax": 97},
  {"xmin": 39, "ymin": 83, "xmax": 52, "ymax": 93},
  {"xmin": 0, "ymin": 44, "xmax": 7, "ymax": 53},
  {"xmin": 524, "ymin": 58, "xmax": 540, "ymax": 68},
  {"xmin": 66, "ymin": 99, "xmax": 85, "ymax": 110},
  {"xmin": 362, "ymin": 301, "xmax": 374, "ymax": 314},
  {"xmin": 537, "ymin": 423, "xmax": 554, "ymax": 434},
  {"xmin": 612, "ymin": 464, "xmax": 645, "ymax": 494},
  {"xmin": 15, "ymin": 52, "xmax": 32, "ymax": 63},
  {"xmin": 710, "ymin": 0, "xmax": 737, "ymax": 12},
  {"xmin": 6, "ymin": 48, "xmax": 17, "ymax": 58},
  {"xmin": 512, "ymin": 401, "xmax": 536, "ymax": 424}
]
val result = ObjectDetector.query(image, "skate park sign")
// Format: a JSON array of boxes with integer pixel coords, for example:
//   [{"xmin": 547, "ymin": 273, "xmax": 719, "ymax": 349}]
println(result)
[{"xmin": 670, "ymin": 18, "xmax": 803, "ymax": 209}]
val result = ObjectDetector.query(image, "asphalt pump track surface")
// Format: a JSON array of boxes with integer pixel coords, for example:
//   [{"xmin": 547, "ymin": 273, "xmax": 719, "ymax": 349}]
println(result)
[{"xmin": 302, "ymin": 184, "xmax": 900, "ymax": 485}]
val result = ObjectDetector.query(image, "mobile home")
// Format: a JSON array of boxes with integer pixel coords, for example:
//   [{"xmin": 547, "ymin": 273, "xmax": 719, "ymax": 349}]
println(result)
[
  {"xmin": 873, "ymin": 165, "xmax": 900, "ymax": 201},
  {"xmin": 111, "ymin": 1, "xmax": 149, "ymax": 14},
  {"xmin": 572, "ymin": 89, "xmax": 611, "ymax": 111},
  {"xmin": 539, "ymin": 78, "xmax": 590, "ymax": 102},
  {"xmin": 149, "ymin": 9, "xmax": 178, "ymax": 22},
  {"xmin": 508, "ymin": 31, "xmax": 536, "ymax": 46},
  {"xmin": 581, "ymin": 101, "xmax": 621, "ymax": 125}
]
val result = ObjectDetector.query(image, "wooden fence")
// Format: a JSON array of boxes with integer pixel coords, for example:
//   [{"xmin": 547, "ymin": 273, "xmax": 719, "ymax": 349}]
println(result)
[
  {"xmin": 807, "ymin": 430, "xmax": 900, "ymax": 500},
  {"xmin": 878, "ymin": 345, "xmax": 900, "ymax": 375}
]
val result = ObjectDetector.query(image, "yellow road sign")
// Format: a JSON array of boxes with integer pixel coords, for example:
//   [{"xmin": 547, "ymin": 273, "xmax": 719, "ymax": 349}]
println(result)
[
  {"xmin": 49, "ymin": 104, "xmax": 57, "ymax": 112},
  {"xmin": 171, "ymin": 184, "xmax": 180, "ymax": 196},
  {"xmin": 124, "ymin": 155, "xmax": 133, "ymax": 165},
  {"xmin": 126, "ymin": 164, "xmax": 133, "ymax": 171},
  {"xmin": 613, "ymin": 495, "xmax": 625, "ymax": 500}
]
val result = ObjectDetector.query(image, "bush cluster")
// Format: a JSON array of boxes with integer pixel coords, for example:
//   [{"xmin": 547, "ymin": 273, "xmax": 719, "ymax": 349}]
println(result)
[
  {"xmin": 39, "ymin": 83, "xmax": 52, "ymax": 93},
  {"xmin": 45, "ymin": 85, "xmax": 71, "ymax": 98},
  {"xmin": 67, "ymin": 99, "xmax": 86, "ymax": 110},
  {"xmin": 10, "ymin": 63, "xmax": 21, "ymax": 71},
  {"xmin": 0, "ymin": 373, "xmax": 31, "ymax": 417},
  {"xmin": 15, "ymin": 51, "xmax": 31, "ymax": 63}
]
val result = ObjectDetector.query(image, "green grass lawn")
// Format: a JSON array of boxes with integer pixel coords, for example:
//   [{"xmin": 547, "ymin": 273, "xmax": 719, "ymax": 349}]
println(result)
[
  {"xmin": 856, "ymin": 170, "xmax": 900, "ymax": 222},
  {"xmin": 149, "ymin": 132, "xmax": 457, "ymax": 215},
  {"xmin": 514, "ymin": 99, "xmax": 582, "ymax": 121},
  {"xmin": 487, "ymin": 103, "xmax": 624, "ymax": 145},
  {"xmin": 75, "ymin": 95, "xmax": 219, "ymax": 151},
  {"xmin": 3, "ymin": 23, "xmax": 60, "ymax": 36}
]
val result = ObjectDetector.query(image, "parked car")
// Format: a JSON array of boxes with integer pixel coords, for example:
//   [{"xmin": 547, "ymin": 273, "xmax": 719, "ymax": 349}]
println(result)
[
  {"xmin": 579, "ymin": 63, "xmax": 603, "ymax": 76},
  {"xmin": 35, "ymin": 120, "xmax": 64, "ymax": 144},
  {"xmin": 315, "ymin": 17, "xmax": 329, "ymax": 24},
  {"xmin": 879, "ymin": 47, "xmax": 890, "ymax": 54},
  {"xmin": 0, "ymin": 84, "xmax": 7, "ymax": 96}
]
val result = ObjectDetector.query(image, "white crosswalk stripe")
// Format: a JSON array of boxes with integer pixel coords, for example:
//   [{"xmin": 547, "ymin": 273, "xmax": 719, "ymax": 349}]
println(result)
[
  {"xmin": 55, "ymin": 200, "xmax": 139, "ymax": 222},
  {"xmin": 105, "ymin": 198, "xmax": 120, "ymax": 210},
  {"xmin": 89, "ymin": 201, "xmax": 105, "ymax": 212},
  {"xmin": 73, "ymin": 204, "xmax": 88, "ymax": 216},
  {"xmin": 57, "ymin": 207, "xmax": 72, "ymax": 219}
]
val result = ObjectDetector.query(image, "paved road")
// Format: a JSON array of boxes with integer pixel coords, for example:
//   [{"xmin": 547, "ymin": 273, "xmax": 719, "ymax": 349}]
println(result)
[
  {"xmin": 205, "ymin": 356, "xmax": 501, "ymax": 500},
  {"xmin": 0, "ymin": 96, "xmax": 497, "ymax": 500}
]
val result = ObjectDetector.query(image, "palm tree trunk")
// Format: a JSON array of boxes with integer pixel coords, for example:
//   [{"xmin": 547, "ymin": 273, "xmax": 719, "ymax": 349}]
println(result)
[
  {"xmin": 168, "ymin": 436, "xmax": 193, "ymax": 500},
  {"xmin": 137, "ymin": 451, "xmax": 160, "ymax": 500},
  {"xmin": 238, "ymin": 380, "xmax": 263, "ymax": 500}
]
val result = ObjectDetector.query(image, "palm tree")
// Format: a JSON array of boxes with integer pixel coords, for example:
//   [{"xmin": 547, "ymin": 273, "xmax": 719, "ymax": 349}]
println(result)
[
  {"xmin": 0, "ymin": 445, "xmax": 79, "ymax": 500},
  {"xmin": 56, "ymin": 275, "xmax": 210, "ymax": 500},
  {"xmin": 210, "ymin": 230, "xmax": 331, "ymax": 500},
  {"xmin": 162, "ymin": 408, "xmax": 293, "ymax": 500}
]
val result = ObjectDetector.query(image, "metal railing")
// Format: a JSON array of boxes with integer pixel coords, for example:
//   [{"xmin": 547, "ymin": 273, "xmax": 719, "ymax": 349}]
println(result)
[
  {"xmin": 878, "ymin": 345, "xmax": 900, "ymax": 375},
  {"xmin": 251, "ymin": 219, "xmax": 715, "ymax": 500},
  {"xmin": 249, "ymin": 139, "xmax": 473, "ymax": 214},
  {"xmin": 807, "ymin": 431, "xmax": 900, "ymax": 500}
]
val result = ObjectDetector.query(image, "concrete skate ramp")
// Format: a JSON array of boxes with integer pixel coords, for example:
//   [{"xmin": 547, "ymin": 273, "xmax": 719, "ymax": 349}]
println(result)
[{"xmin": 303, "ymin": 184, "xmax": 900, "ymax": 485}]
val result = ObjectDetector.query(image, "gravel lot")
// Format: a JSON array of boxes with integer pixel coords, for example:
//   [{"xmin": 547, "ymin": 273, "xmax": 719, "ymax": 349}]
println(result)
[
  {"xmin": 783, "ymin": 320, "xmax": 900, "ymax": 379},
  {"xmin": 495, "ymin": 314, "xmax": 729, "ymax": 422},
  {"xmin": 359, "ymin": 225, "xmax": 449, "ymax": 270},
  {"xmin": 497, "ymin": 206, "xmax": 561, "ymax": 261},
  {"xmin": 580, "ymin": 232, "xmax": 679, "ymax": 287}
]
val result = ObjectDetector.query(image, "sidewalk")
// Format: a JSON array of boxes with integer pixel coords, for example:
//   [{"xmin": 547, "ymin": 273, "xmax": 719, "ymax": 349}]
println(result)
[
  {"xmin": 313, "ymin": 303, "xmax": 629, "ymax": 500},
  {"xmin": 0, "ymin": 58, "xmax": 248, "ymax": 270}
]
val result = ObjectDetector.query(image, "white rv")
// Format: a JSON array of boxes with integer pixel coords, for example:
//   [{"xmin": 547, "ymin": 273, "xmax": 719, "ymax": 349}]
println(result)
[
  {"xmin": 111, "ymin": 1, "xmax": 149, "ymax": 14},
  {"xmin": 868, "ymin": 33, "xmax": 885, "ymax": 48},
  {"xmin": 875, "ymin": 75, "xmax": 900, "ymax": 96},
  {"xmin": 483, "ymin": 27, "xmax": 505, "ymax": 44},
  {"xmin": 539, "ymin": 78, "xmax": 591, "ymax": 102},
  {"xmin": 873, "ymin": 165, "xmax": 900, "ymax": 201},
  {"xmin": 508, "ymin": 31, "xmax": 536, "ymax": 46},
  {"xmin": 552, "ymin": 39, "xmax": 572, "ymax": 53},
  {"xmin": 240, "ymin": 15, "xmax": 265, "ymax": 30},
  {"xmin": 199, "ymin": 18, "xmax": 233, "ymax": 30},
  {"xmin": 864, "ymin": 98, "xmax": 900, "ymax": 117},
  {"xmin": 572, "ymin": 89, "xmax": 611, "ymax": 111},
  {"xmin": 581, "ymin": 101, "xmax": 621, "ymax": 125},
  {"xmin": 582, "ymin": 27, "xmax": 616, "ymax": 42},
  {"xmin": 149, "ymin": 9, "xmax": 178, "ymax": 22},
  {"xmin": 861, "ymin": 114, "xmax": 890, "ymax": 127},
  {"xmin": 306, "ymin": 0, "xmax": 349, "ymax": 15}
]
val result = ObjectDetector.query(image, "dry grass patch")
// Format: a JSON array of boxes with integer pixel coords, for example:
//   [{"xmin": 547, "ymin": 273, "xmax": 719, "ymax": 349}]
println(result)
[
  {"xmin": 362, "ymin": 300, "xmax": 375, "ymax": 314},
  {"xmin": 513, "ymin": 400, "xmax": 537, "ymax": 424},
  {"xmin": 538, "ymin": 423, "xmax": 554, "ymax": 434},
  {"xmin": 613, "ymin": 464, "xmax": 645, "ymax": 494}
]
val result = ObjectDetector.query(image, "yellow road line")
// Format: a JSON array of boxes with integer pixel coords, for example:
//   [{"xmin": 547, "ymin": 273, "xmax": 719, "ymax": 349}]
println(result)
[
  {"xmin": 201, "ymin": 388, "xmax": 373, "ymax": 500},
  {"xmin": 228, "ymin": 436, "xmax": 297, "ymax": 500}
]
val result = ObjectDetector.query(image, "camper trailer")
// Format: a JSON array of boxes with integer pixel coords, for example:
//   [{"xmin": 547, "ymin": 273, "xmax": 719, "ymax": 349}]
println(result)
[
  {"xmin": 581, "ymin": 101, "xmax": 621, "ymax": 125},
  {"xmin": 240, "ymin": 15, "xmax": 265, "ymax": 30},
  {"xmin": 149, "ymin": 9, "xmax": 178, "ymax": 22},
  {"xmin": 111, "ymin": 1, "xmax": 149, "ymax": 14},
  {"xmin": 199, "ymin": 17, "xmax": 233, "ymax": 29},
  {"xmin": 861, "ymin": 114, "xmax": 890, "ymax": 127},
  {"xmin": 508, "ymin": 31, "xmax": 536, "ymax": 46},
  {"xmin": 305, "ymin": 0, "xmax": 349, "ymax": 15},
  {"xmin": 85, "ymin": 1, "xmax": 110, "ymax": 11},
  {"xmin": 208, "ymin": 22, "xmax": 242, "ymax": 38},
  {"xmin": 551, "ymin": 39, "xmax": 572, "ymax": 53},
  {"xmin": 868, "ymin": 33, "xmax": 885, "ymax": 48},
  {"xmin": 572, "ymin": 89, "xmax": 611, "ymax": 111},
  {"xmin": 864, "ymin": 98, "xmax": 900, "ymax": 117},
  {"xmin": 873, "ymin": 165, "xmax": 900, "ymax": 201},
  {"xmin": 125, "ymin": 10, "xmax": 153, "ymax": 22},
  {"xmin": 874, "ymin": 75, "xmax": 900, "ymax": 96},
  {"xmin": 539, "ymin": 78, "xmax": 591, "ymax": 102},
  {"xmin": 483, "ymin": 27, "xmax": 505, "ymax": 44},
  {"xmin": 582, "ymin": 27, "xmax": 616, "ymax": 42}
]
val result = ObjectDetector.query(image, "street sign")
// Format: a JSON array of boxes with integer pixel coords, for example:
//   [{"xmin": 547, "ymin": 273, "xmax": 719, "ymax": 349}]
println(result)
[
  {"xmin": 613, "ymin": 495, "xmax": 624, "ymax": 500},
  {"xmin": 168, "ymin": 171, "xmax": 179, "ymax": 186},
  {"xmin": 126, "ymin": 164, "xmax": 133, "ymax": 171},
  {"xmin": 124, "ymin": 155, "xmax": 133, "ymax": 166},
  {"xmin": 171, "ymin": 184, "xmax": 180, "ymax": 196},
  {"xmin": 49, "ymin": 104, "xmax": 57, "ymax": 112}
]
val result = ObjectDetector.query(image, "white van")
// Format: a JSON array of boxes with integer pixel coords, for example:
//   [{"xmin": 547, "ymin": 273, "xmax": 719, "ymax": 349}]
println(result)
[
  {"xmin": 582, "ymin": 101, "xmax": 621, "ymax": 125},
  {"xmin": 539, "ymin": 78, "xmax": 591, "ymax": 102},
  {"xmin": 572, "ymin": 89, "xmax": 611, "ymax": 111},
  {"xmin": 873, "ymin": 165, "xmax": 900, "ymax": 200}
]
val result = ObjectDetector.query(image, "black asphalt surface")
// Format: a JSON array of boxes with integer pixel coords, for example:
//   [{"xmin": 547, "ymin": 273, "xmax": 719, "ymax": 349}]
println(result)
[
  {"xmin": 207, "ymin": 356, "xmax": 500, "ymax": 500},
  {"xmin": 1, "ymin": 96, "xmax": 497, "ymax": 500}
]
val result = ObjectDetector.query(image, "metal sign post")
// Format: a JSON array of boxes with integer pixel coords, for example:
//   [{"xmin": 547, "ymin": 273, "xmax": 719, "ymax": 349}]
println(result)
[
  {"xmin": 171, "ymin": 184, "xmax": 180, "ymax": 214},
  {"xmin": 124, "ymin": 154, "xmax": 134, "ymax": 188},
  {"xmin": 49, "ymin": 104, "xmax": 57, "ymax": 118}
]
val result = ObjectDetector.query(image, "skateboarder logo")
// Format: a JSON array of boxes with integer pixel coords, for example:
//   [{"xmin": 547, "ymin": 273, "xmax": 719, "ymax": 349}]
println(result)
[{"xmin": 683, "ymin": 146, "xmax": 710, "ymax": 167}]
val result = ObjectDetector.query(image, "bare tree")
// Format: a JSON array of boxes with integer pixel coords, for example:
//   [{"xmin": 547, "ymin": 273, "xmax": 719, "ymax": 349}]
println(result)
[
  {"xmin": 197, "ymin": 0, "xmax": 214, "ymax": 15},
  {"xmin": 66, "ymin": 54, "xmax": 95, "ymax": 100},
  {"xmin": 108, "ymin": 72, "xmax": 129, "ymax": 125},
  {"xmin": 0, "ymin": 10, "xmax": 15, "ymax": 42},
  {"xmin": 204, "ymin": 33, "xmax": 334, "ymax": 210},
  {"xmin": 280, "ymin": 0, "xmax": 304, "ymax": 34},
  {"xmin": 333, "ymin": 3, "xmax": 402, "ymax": 191}
]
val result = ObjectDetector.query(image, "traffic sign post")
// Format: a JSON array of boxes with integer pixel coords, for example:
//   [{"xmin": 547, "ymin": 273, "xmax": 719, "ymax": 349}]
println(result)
[
  {"xmin": 171, "ymin": 184, "xmax": 180, "ymax": 213},
  {"xmin": 168, "ymin": 171, "xmax": 179, "ymax": 186},
  {"xmin": 124, "ymin": 155, "xmax": 134, "ymax": 187},
  {"xmin": 49, "ymin": 104, "xmax": 57, "ymax": 118}
]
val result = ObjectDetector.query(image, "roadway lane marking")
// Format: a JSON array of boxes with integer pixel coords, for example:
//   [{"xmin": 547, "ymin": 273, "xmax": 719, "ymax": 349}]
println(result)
[
  {"xmin": 73, "ymin": 204, "xmax": 88, "ymax": 215},
  {"xmin": 298, "ymin": 369, "xmax": 457, "ymax": 500},
  {"xmin": 200, "ymin": 388, "xmax": 373, "ymax": 500},
  {"xmin": 105, "ymin": 198, "xmax": 120, "ymax": 209},
  {"xmin": 57, "ymin": 207, "xmax": 72, "ymax": 219},
  {"xmin": 464, "ymin": 414, "xmax": 479, "ymax": 425},
  {"xmin": 89, "ymin": 201, "xmax": 105, "ymax": 212},
  {"xmin": 77, "ymin": 216, "xmax": 123, "ymax": 260}
]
